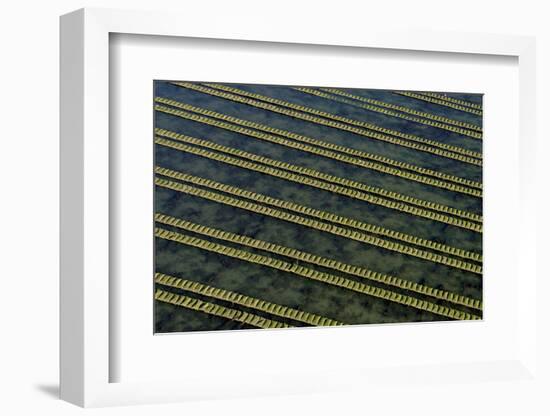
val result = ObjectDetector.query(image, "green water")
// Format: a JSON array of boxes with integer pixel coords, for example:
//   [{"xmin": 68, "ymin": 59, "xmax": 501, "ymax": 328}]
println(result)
[{"xmin": 154, "ymin": 81, "xmax": 483, "ymax": 333}]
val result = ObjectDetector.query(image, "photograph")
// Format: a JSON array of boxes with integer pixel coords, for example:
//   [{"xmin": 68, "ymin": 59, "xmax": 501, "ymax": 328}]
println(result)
[{"xmin": 153, "ymin": 81, "xmax": 483, "ymax": 333}]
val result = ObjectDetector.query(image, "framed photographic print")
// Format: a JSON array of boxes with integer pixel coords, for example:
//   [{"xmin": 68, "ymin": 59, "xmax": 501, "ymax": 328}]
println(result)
[{"xmin": 60, "ymin": 7, "xmax": 540, "ymax": 409}]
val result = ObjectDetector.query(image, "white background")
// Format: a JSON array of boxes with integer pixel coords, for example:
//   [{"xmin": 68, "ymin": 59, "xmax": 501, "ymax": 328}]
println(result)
[{"xmin": 0, "ymin": 0, "xmax": 548, "ymax": 415}]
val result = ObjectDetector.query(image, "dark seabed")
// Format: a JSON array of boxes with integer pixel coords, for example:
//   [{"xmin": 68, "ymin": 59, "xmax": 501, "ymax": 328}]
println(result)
[{"xmin": 153, "ymin": 81, "xmax": 483, "ymax": 333}]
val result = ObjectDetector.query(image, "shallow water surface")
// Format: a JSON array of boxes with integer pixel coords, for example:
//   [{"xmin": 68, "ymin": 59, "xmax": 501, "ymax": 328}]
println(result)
[{"xmin": 153, "ymin": 81, "xmax": 483, "ymax": 333}]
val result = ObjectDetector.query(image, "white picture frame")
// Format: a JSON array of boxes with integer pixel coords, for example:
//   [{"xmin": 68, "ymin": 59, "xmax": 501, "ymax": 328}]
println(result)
[{"xmin": 60, "ymin": 7, "xmax": 539, "ymax": 408}]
